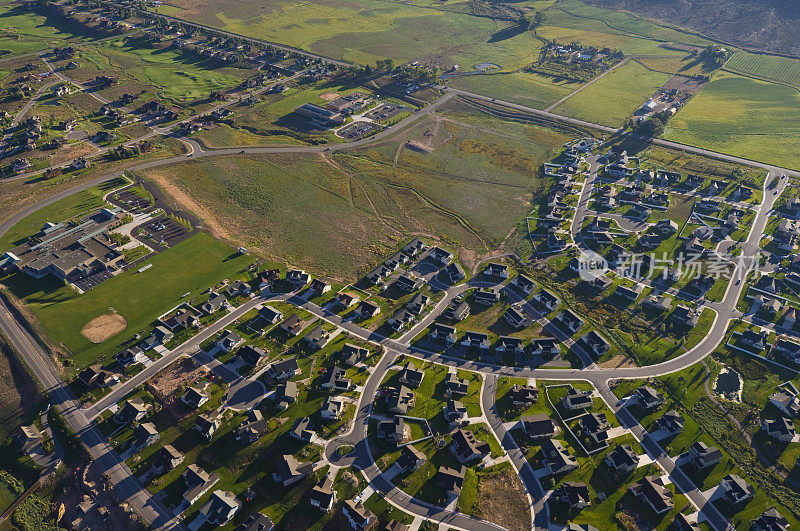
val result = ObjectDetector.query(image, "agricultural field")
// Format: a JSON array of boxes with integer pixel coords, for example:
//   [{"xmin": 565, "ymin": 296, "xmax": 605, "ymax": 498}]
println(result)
[
  {"xmin": 725, "ymin": 51, "xmax": 800, "ymax": 88},
  {"xmin": 448, "ymin": 71, "xmax": 576, "ymax": 110},
  {"xmin": 664, "ymin": 70, "xmax": 800, "ymax": 171},
  {"xmin": 143, "ymin": 107, "xmax": 571, "ymax": 279},
  {"xmin": 551, "ymin": 60, "xmax": 671, "ymax": 127}
]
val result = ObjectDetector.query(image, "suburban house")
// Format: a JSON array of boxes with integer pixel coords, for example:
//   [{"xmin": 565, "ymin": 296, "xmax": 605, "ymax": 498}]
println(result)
[
  {"xmin": 341, "ymin": 343, "xmax": 370, "ymax": 366},
  {"xmin": 234, "ymin": 410, "xmax": 269, "ymax": 445},
  {"xmin": 258, "ymin": 305, "xmax": 283, "ymax": 325},
  {"xmin": 532, "ymin": 289, "xmax": 560, "ymax": 312},
  {"xmin": 720, "ymin": 474, "xmax": 754, "ymax": 505},
  {"xmin": 398, "ymin": 363, "xmax": 425, "ymax": 388},
  {"xmin": 182, "ymin": 464, "xmax": 220, "ymax": 507},
  {"xmin": 629, "ymin": 476, "xmax": 673, "ymax": 515},
  {"xmin": 580, "ymin": 413, "xmax": 610, "ymax": 444},
  {"xmin": 320, "ymin": 366, "xmax": 353, "ymax": 392},
  {"xmin": 342, "ymin": 499, "xmax": 376, "ymax": 530},
  {"xmin": 181, "ymin": 387, "xmax": 209, "ymax": 409},
  {"xmin": 762, "ymin": 417, "xmax": 796, "ymax": 442},
  {"xmin": 751, "ymin": 509, "xmax": 790, "ymax": 531},
  {"xmin": 521, "ymin": 413, "xmax": 556, "ymax": 440},
  {"xmin": 445, "ymin": 372, "xmax": 469, "ymax": 398},
  {"xmin": 267, "ymin": 358, "xmax": 300, "ymax": 381},
  {"xmin": 428, "ymin": 324, "xmax": 457, "ymax": 345},
  {"xmin": 321, "ymin": 396, "xmax": 345, "ymax": 420},
  {"xmin": 116, "ymin": 346, "xmax": 146, "ymax": 367},
  {"xmin": 508, "ymin": 385, "xmax": 538, "ymax": 409},
  {"xmin": 152, "ymin": 445, "xmax": 184, "ymax": 475},
  {"xmin": 401, "ymin": 238, "xmax": 427, "ymax": 258},
  {"xmin": 309, "ymin": 476, "xmax": 336, "ymax": 513},
  {"xmin": 194, "ymin": 414, "xmax": 220, "ymax": 441},
  {"xmin": 289, "ymin": 417, "xmax": 314, "ymax": 442},
  {"xmin": 225, "ymin": 280, "xmax": 251, "ymax": 298},
  {"xmin": 530, "ymin": 338, "xmax": 560, "ymax": 358},
  {"xmin": 554, "ymin": 482, "xmax": 590, "ymax": 510},
  {"xmin": 140, "ymin": 326, "xmax": 173, "ymax": 351},
  {"xmin": 510, "ymin": 274, "xmax": 536, "ymax": 295},
  {"xmin": 273, "ymin": 455, "xmax": 313, "ymax": 486},
  {"xmin": 309, "ymin": 278, "xmax": 331, "ymax": 295},
  {"xmin": 655, "ymin": 410, "xmax": 685, "ymax": 437},
  {"xmin": 483, "ymin": 262, "xmax": 509, "ymax": 279},
  {"xmin": 201, "ymin": 292, "xmax": 227, "ymax": 314},
  {"xmin": 581, "ymin": 331, "xmax": 610, "ymax": 357},
  {"xmin": 304, "ymin": 326, "xmax": 331, "ymax": 350},
  {"xmin": 445, "ymin": 399, "xmax": 468, "ymax": 425},
  {"xmin": 495, "ymin": 336, "xmax": 524, "ymax": 356},
  {"xmin": 561, "ymin": 388, "xmax": 593, "ymax": 411},
  {"xmin": 473, "ymin": 288, "xmax": 500, "ymax": 306},
  {"xmin": 395, "ymin": 273, "xmax": 423, "ymax": 293},
  {"xmin": 388, "ymin": 309, "xmax": 414, "ymax": 331},
  {"xmin": 688, "ymin": 441, "xmax": 723, "ymax": 469},
  {"xmin": 273, "ymin": 381, "xmax": 299, "ymax": 410},
  {"xmin": 118, "ymin": 400, "xmax": 147, "ymax": 423},
  {"xmin": 541, "ymin": 439, "xmax": 578, "ymax": 475},
  {"xmin": 238, "ymin": 345, "xmax": 268, "ymax": 367},
  {"xmin": 396, "ymin": 445, "xmax": 426, "ymax": 474},
  {"xmin": 216, "ymin": 330, "xmax": 243, "ymax": 352},
  {"xmin": 78, "ymin": 365, "xmax": 107, "ymax": 388},
  {"xmin": 279, "ymin": 314, "xmax": 306, "ymax": 336},
  {"xmin": 437, "ymin": 466, "xmax": 465, "ymax": 496},
  {"xmin": 635, "ymin": 386, "xmax": 665, "ymax": 410},
  {"xmin": 461, "ymin": 331, "xmax": 490, "ymax": 350},
  {"xmin": 740, "ymin": 330, "xmax": 768, "ymax": 352},
  {"xmin": 286, "ymin": 269, "xmax": 310, "ymax": 287},
  {"xmin": 427, "ymin": 246, "xmax": 452, "ymax": 267},
  {"xmin": 769, "ymin": 391, "xmax": 800, "ymax": 417},
  {"xmin": 451, "ymin": 429, "xmax": 490, "ymax": 464},
  {"xmin": 558, "ymin": 309, "xmax": 584, "ymax": 334},
  {"xmin": 442, "ymin": 262, "xmax": 465, "ymax": 284},
  {"xmin": 335, "ymin": 292, "xmax": 360, "ymax": 308},
  {"xmin": 387, "ymin": 386, "xmax": 415, "ymax": 415},
  {"xmin": 132, "ymin": 423, "xmax": 159, "ymax": 448},
  {"xmin": 356, "ymin": 300, "xmax": 381, "ymax": 319},
  {"xmin": 604, "ymin": 444, "xmax": 638, "ymax": 475},
  {"xmin": 442, "ymin": 299, "xmax": 470, "ymax": 322},
  {"xmin": 377, "ymin": 417, "xmax": 406, "ymax": 444},
  {"xmin": 504, "ymin": 306, "xmax": 527, "ymax": 329}
]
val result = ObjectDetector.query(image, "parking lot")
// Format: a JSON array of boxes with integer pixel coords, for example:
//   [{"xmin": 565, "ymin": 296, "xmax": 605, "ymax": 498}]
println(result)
[
  {"xmin": 339, "ymin": 121, "xmax": 379, "ymax": 140},
  {"xmin": 74, "ymin": 270, "xmax": 114, "ymax": 292},
  {"xmin": 365, "ymin": 103, "xmax": 406, "ymax": 123},
  {"xmin": 136, "ymin": 215, "xmax": 194, "ymax": 249}
]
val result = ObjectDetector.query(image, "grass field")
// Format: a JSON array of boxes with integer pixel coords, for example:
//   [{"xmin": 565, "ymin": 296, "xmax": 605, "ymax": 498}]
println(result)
[
  {"xmin": 4, "ymin": 232, "xmax": 253, "ymax": 371},
  {"xmin": 725, "ymin": 51, "xmax": 800, "ymax": 88},
  {"xmin": 448, "ymin": 71, "xmax": 576, "ymax": 110},
  {"xmin": 551, "ymin": 60, "xmax": 670, "ymax": 127},
  {"xmin": 0, "ymin": 4, "xmax": 92, "ymax": 55},
  {"xmin": 664, "ymin": 70, "xmax": 800, "ymax": 171},
  {"xmin": 144, "ymin": 109, "xmax": 570, "ymax": 279}
]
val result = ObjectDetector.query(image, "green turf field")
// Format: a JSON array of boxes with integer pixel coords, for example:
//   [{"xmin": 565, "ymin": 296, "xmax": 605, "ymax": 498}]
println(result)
[
  {"xmin": 665, "ymin": 70, "xmax": 800, "ymax": 171},
  {"xmin": 551, "ymin": 60, "xmax": 670, "ymax": 127},
  {"xmin": 725, "ymin": 51, "xmax": 800, "ymax": 88},
  {"xmin": 0, "ymin": 4, "xmax": 92, "ymax": 55}
]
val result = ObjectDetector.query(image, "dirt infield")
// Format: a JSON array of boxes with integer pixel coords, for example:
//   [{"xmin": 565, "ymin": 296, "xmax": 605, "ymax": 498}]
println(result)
[
  {"xmin": 319, "ymin": 92, "xmax": 340, "ymax": 101},
  {"xmin": 80, "ymin": 314, "xmax": 127, "ymax": 343}
]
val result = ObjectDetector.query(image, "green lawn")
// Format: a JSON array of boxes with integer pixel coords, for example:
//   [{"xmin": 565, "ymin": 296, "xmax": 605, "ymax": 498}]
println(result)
[
  {"xmin": 5, "ymin": 232, "xmax": 254, "ymax": 371},
  {"xmin": 0, "ymin": 4, "xmax": 93, "ymax": 55},
  {"xmin": 665, "ymin": 70, "xmax": 800, "ymax": 171}
]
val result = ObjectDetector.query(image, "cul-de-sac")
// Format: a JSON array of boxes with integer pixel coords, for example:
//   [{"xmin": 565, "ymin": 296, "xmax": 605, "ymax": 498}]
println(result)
[{"xmin": 1, "ymin": 0, "xmax": 800, "ymax": 530}]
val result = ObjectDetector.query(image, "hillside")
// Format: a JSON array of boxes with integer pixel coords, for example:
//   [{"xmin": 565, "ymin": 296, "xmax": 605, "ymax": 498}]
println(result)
[{"xmin": 583, "ymin": 0, "xmax": 800, "ymax": 56}]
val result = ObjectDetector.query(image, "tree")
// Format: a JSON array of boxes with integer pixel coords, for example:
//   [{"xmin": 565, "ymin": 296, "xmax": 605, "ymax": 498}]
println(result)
[
  {"xmin": 633, "ymin": 117, "xmax": 664, "ymax": 138},
  {"xmin": 375, "ymin": 58, "xmax": 394, "ymax": 73},
  {"xmin": 519, "ymin": 11, "xmax": 545, "ymax": 31}
]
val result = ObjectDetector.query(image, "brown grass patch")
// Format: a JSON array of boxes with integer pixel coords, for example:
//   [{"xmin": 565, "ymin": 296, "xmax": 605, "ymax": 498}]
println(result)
[
  {"xmin": 319, "ymin": 92, "xmax": 340, "ymax": 101},
  {"xmin": 597, "ymin": 354, "xmax": 637, "ymax": 369},
  {"xmin": 80, "ymin": 313, "xmax": 127, "ymax": 343},
  {"xmin": 476, "ymin": 466, "xmax": 530, "ymax": 531}
]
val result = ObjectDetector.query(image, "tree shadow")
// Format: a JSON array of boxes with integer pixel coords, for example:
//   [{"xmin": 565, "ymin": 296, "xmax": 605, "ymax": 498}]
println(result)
[{"xmin": 488, "ymin": 25, "xmax": 526, "ymax": 43}]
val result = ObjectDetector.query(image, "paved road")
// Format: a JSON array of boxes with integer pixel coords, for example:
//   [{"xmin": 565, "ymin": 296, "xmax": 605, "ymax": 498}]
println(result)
[{"xmin": 0, "ymin": 296, "xmax": 183, "ymax": 530}]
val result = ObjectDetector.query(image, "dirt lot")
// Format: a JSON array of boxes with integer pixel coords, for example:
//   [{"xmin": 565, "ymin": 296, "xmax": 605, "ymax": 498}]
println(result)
[
  {"xmin": 319, "ymin": 92, "xmax": 340, "ymax": 101},
  {"xmin": 148, "ymin": 356, "xmax": 208, "ymax": 401},
  {"xmin": 80, "ymin": 313, "xmax": 127, "ymax": 343},
  {"xmin": 597, "ymin": 354, "xmax": 637, "ymax": 369},
  {"xmin": 476, "ymin": 466, "xmax": 530, "ymax": 531}
]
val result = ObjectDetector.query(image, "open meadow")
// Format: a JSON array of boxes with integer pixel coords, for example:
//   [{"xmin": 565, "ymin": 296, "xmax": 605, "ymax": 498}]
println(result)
[
  {"xmin": 664, "ymin": 70, "xmax": 800, "ymax": 171},
  {"xmin": 143, "ymin": 106, "xmax": 571, "ymax": 279}
]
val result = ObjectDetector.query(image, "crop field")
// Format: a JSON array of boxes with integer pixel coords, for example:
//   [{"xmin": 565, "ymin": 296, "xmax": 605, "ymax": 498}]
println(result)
[
  {"xmin": 0, "ymin": 4, "xmax": 92, "ymax": 55},
  {"xmin": 725, "ymin": 51, "xmax": 800, "ymax": 88},
  {"xmin": 3, "ymin": 232, "xmax": 253, "ymax": 371},
  {"xmin": 664, "ymin": 71, "xmax": 800, "ymax": 171},
  {"xmin": 143, "ymin": 109, "xmax": 570, "ymax": 279},
  {"xmin": 551, "ymin": 60, "xmax": 671, "ymax": 127}
]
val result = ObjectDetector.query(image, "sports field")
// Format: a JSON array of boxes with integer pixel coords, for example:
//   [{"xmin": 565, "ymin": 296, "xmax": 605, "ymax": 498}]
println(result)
[
  {"xmin": 5, "ymin": 232, "xmax": 253, "ymax": 371},
  {"xmin": 551, "ymin": 60, "xmax": 671, "ymax": 127},
  {"xmin": 725, "ymin": 51, "xmax": 800, "ymax": 88},
  {"xmin": 665, "ymin": 70, "xmax": 800, "ymax": 170}
]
